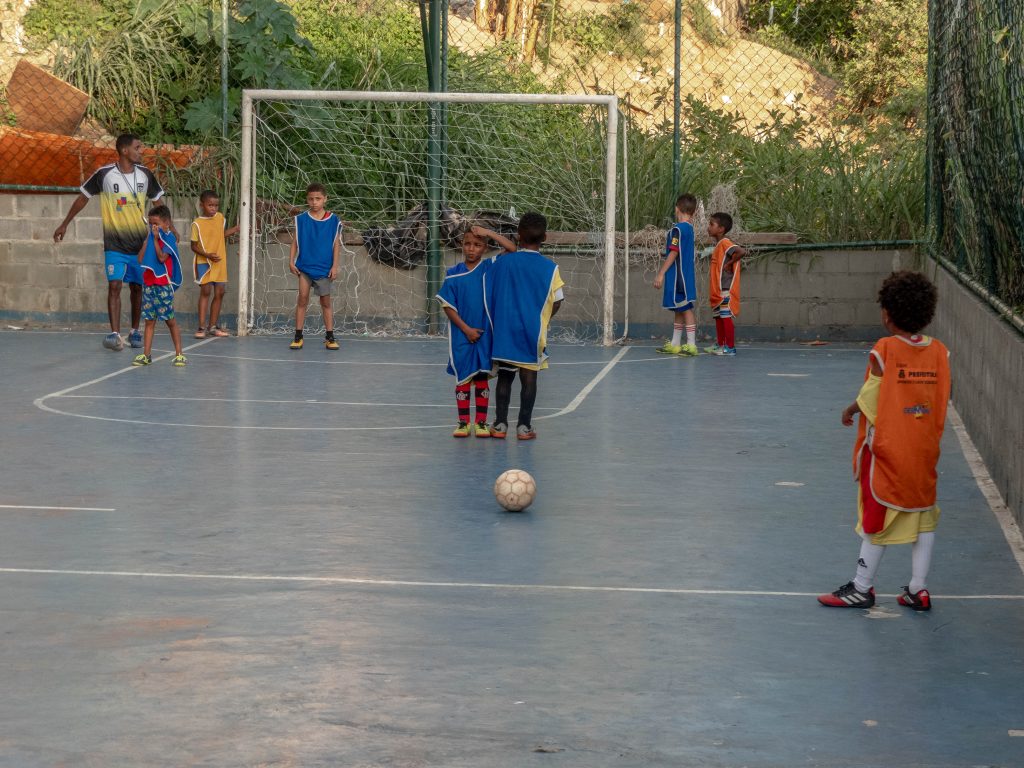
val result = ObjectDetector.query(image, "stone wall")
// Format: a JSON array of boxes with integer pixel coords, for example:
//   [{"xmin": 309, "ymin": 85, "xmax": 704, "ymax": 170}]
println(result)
[
  {"xmin": 929, "ymin": 261, "xmax": 1024, "ymax": 529},
  {"xmin": 0, "ymin": 0, "xmax": 34, "ymax": 84}
]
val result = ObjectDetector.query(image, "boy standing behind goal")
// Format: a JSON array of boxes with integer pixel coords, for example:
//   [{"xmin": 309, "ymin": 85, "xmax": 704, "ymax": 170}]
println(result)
[
  {"xmin": 191, "ymin": 190, "xmax": 239, "ymax": 338},
  {"xmin": 289, "ymin": 183, "xmax": 342, "ymax": 351}
]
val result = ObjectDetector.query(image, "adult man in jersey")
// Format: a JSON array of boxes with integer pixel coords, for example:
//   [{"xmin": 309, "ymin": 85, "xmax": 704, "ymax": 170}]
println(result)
[{"xmin": 53, "ymin": 134, "xmax": 165, "ymax": 350}]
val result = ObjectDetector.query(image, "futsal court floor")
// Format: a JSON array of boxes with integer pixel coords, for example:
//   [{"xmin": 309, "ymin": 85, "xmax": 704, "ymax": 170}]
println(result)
[{"xmin": 1, "ymin": 328, "xmax": 1022, "ymax": 767}]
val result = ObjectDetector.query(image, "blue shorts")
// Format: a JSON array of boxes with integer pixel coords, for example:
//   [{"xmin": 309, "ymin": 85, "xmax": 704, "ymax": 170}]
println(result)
[
  {"xmin": 142, "ymin": 284, "xmax": 176, "ymax": 321},
  {"xmin": 105, "ymin": 251, "xmax": 144, "ymax": 285}
]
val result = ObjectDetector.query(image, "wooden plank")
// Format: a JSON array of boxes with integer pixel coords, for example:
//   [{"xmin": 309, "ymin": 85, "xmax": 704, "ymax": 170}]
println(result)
[
  {"xmin": 548, "ymin": 231, "xmax": 798, "ymax": 247},
  {"xmin": 285, "ymin": 229, "xmax": 798, "ymax": 249}
]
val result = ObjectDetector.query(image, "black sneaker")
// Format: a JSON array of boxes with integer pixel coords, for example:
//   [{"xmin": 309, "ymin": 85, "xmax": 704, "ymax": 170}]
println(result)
[
  {"xmin": 897, "ymin": 586, "xmax": 931, "ymax": 611},
  {"xmin": 818, "ymin": 581, "xmax": 876, "ymax": 608}
]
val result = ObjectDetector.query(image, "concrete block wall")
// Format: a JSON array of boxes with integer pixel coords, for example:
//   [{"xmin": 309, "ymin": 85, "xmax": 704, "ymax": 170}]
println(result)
[
  {"xmin": 929, "ymin": 263, "xmax": 1024, "ymax": 529},
  {"xmin": 622, "ymin": 249, "xmax": 919, "ymax": 341},
  {"xmin": 0, "ymin": 193, "xmax": 238, "ymax": 329},
  {"xmin": 1, "ymin": 193, "xmax": 917, "ymax": 342}
]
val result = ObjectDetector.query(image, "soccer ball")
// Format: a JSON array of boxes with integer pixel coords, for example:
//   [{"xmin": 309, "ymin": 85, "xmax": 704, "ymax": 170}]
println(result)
[{"xmin": 493, "ymin": 469, "xmax": 537, "ymax": 512}]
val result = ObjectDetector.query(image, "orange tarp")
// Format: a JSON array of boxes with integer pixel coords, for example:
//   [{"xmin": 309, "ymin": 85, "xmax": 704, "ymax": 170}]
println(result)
[
  {"xmin": 5, "ymin": 60, "xmax": 90, "ymax": 136},
  {"xmin": 0, "ymin": 127, "xmax": 200, "ymax": 188}
]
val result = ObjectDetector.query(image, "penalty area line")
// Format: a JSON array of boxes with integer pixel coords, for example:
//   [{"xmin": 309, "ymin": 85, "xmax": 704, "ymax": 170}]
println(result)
[
  {"xmin": 0, "ymin": 567, "xmax": 1021, "ymax": 600},
  {"xmin": 540, "ymin": 346, "xmax": 630, "ymax": 419},
  {"xmin": 33, "ymin": 337, "xmax": 217, "ymax": 414}
]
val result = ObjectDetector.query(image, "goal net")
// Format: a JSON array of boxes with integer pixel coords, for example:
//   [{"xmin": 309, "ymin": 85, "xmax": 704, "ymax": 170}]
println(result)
[{"xmin": 238, "ymin": 90, "xmax": 620, "ymax": 344}]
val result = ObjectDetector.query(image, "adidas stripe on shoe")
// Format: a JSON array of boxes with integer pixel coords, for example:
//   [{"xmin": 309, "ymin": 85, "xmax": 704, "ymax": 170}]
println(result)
[
  {"xmin": 897, "ymin": 586, "xmax": 931, "ymax": 611},
  {"xmin": 817, "ymin": 581, "xmax": 876, "ymax": 608}
]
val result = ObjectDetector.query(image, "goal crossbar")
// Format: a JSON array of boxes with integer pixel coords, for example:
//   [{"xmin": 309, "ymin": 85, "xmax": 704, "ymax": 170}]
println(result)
[{"xmin": 238, "ymin": 89, "xmax": 619, "ymax": 343}]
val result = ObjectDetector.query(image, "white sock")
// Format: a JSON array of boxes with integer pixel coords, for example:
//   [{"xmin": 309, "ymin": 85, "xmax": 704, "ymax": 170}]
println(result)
[
  {"xmin": 671, "ymin": 325, "xmax": 683, "ymax": 347},
  {"xmin": 685, "ymin": 324, "xmax": 696, "ymax": 347},
  {"xmin": 909, "ymin": 532, "xmax": 935, "ymax": 593},
  {"xmin": 853, "ymin": 536, "xmax": 886, "ymax": 592}
]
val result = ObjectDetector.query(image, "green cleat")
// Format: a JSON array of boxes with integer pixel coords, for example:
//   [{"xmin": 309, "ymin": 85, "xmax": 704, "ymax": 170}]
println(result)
[
  {"xmin": 172, "ymin": 355, "xmax": 188, "ymax": 367},
  {"xmin": 678, "ymin": 343, "xmax": 699, "ymax": 357},
  {"xmin": 703, "ymin": 344, "xmax": 721, "ymax": 355},
  {"xmin": 452, "ymin": 422, "xmax": 471, "ymax": 438},
  {"xmin": 655, "ymin": 342, "xmax": 683, "ymax": 355},
  {"xmin": 131, "ymin": 354, "xmax": 151, "ymax": 366}
]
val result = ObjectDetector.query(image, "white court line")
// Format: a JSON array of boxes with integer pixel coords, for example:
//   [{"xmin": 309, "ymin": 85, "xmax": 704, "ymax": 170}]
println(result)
[
  {"xmin": 33, "ymin": 341, "xmax": 627, "ymax": 431},
  {"xmin": 949, "ymin": 405, "xmax": 1024, "ymax": 577},
  {"xmin": 0, "ymin": 504, "xmax": 116, "ymax": 512},
  {"xmin": 33, "ymin": 337, "xmax": 216, "ymax": 407},
  {"xmin": 0, "ymin": 566, "xmax": 1020, "ymax": 600},
  {"xmin": 766, "ymin": 373, "xmax": 810, "ymax": 378},
  {"xmin": 539, "ymin": 346, "xmax": 630, "ymax": 419},
  {"xmin": 56, "ymin": 394, "xmax": 558, "ymax": 411}
]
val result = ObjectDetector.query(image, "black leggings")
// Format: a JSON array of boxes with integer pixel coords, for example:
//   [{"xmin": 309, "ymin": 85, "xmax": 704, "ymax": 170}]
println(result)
[{"xmin": 494, "ymin": 367, "xmax": 538, "ymax": 428}]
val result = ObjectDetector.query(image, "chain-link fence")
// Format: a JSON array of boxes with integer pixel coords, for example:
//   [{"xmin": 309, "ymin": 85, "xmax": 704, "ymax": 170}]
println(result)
[
  {"xmin": 928, "ymin": 0, "xmax": 1024, "ymax": 313},
  {"xmin": 0, "ymin": 0, "xmax": 979, "ymax": 262}
]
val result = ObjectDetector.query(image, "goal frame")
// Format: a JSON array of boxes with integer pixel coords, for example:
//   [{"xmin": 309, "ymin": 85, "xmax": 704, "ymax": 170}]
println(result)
[{"xmin": 238, "ymin": 89, "xmax": 619, "ymax": 344}]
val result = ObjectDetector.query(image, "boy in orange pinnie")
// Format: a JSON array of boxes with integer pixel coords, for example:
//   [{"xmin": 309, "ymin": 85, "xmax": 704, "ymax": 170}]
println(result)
[
  {"xmin": 704, "ymin": 212, "xmax": 746, "ymax": 356},
  {"xmin": 818, "ymin": 271, "xmax": 951, "ymax": 611}
]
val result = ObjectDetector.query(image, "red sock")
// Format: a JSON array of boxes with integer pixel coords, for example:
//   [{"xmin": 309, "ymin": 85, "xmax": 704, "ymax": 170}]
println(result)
[
  {"xmin": 723, "ymin": 317, "xmax": 735, "ymax": 349},
  {"xmin": 715, "ymin": 317, "xmax": 725, "ymax": 346},
  {"xmin": 455, "ymin": 382, "xmax": 471, "ymax": 423},
  {"xmin": 474, "ymin": 377, "xmax": 489, "ymax": 423}
]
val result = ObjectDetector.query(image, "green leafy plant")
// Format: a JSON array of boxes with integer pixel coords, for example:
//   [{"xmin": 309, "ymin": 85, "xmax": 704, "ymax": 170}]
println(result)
[
  {"xmin": 745, "ymin": 0, "xmax": 857, "ymax": 59},
  {"xmin": 842, "ymin": 0, "xmax": 928, "ymax": 120},
  {"xmin": 688, "ymin": 0, "xmax": 725, "ymax": 47},
  {"xmin": 559, "ymin": 3, "xmax": 650, "ymax": 59}
]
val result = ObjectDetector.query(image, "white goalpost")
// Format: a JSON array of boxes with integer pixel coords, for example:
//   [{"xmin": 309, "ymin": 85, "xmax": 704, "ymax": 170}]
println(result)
[{"xmin": 237, "ymin": 89, "xmax": 620, "ymax": 344}]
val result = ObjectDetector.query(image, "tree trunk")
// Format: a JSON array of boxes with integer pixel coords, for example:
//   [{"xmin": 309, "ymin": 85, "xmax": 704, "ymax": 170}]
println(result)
[
  {"xmin": 503, "ymin": 0, "xmax": 520, "ymax": 40},
  {"xmin": 524, "ymin": 15, "xmax": 541, "ymax": 63},
  {"xmin": 474, "ymin": 0, "xmax": 488, "ymax": 31},
  {"xmin": 709, "ymin": 0, "xmax": 745, "ymax": 33}
]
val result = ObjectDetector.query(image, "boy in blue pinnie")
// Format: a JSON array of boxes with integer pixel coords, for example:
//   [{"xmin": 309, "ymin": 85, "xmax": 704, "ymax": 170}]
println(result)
[
  {"xmin": 653, "ymin": 193, "xmax": 699, "ymax": 356},
  {"xmin": 133, "ymin": 205, "xmax": 185, "ymax": 366},
  {"xmin": 289, "ymin": 182, "xmax": 342, "ymax": 350},
  {"xmin": 436, "ymin": 224, "xmax": 516, "ymax": 438},
  {"xmin": 485, "ymin": 212, "xmax": 565, "ymax": 441}
]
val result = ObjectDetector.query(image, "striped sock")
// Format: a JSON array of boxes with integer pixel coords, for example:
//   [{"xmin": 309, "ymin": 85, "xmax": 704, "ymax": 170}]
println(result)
[
  {"xmin": 474, "ymin": 376, "xmax": 490, "ymax": 423},
  {"xmin": 685, "ymin": 324, "xmax": 696, "ymax": 347},
  {"xmin": 455, "ymin": 382, "xmax": 471, "ymax": 424},
  {"xmin": 671, "ymin": 324, "xmax": 683, "ymax": 347}
]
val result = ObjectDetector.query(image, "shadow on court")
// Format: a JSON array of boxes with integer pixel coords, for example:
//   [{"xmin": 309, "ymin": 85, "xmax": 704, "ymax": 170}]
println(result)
[{"xmin": 1, "ymin": 330, "xmax": 1022, "ymax": 767}]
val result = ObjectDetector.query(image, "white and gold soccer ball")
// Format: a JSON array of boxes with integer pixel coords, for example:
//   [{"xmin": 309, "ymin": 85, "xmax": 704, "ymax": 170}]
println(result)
[{"xmin": 493, "ymin": 469, "xmax": 537, "ymax": 512}]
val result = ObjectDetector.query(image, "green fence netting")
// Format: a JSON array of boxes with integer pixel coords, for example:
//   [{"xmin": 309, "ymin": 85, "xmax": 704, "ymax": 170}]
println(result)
[
  {"xmin": 928, "ymin": 0, "xmax": 1024, "ymax": 312},
  {"xmin": 3, "ymin": 0, "xmax": 933, "ymax": 243}
]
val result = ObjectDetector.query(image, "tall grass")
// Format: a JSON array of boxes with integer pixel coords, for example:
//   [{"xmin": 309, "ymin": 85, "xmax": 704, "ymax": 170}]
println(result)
[{"xmin": 624, "ymin": 99, "xmax": 924, "ymax": 241}]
